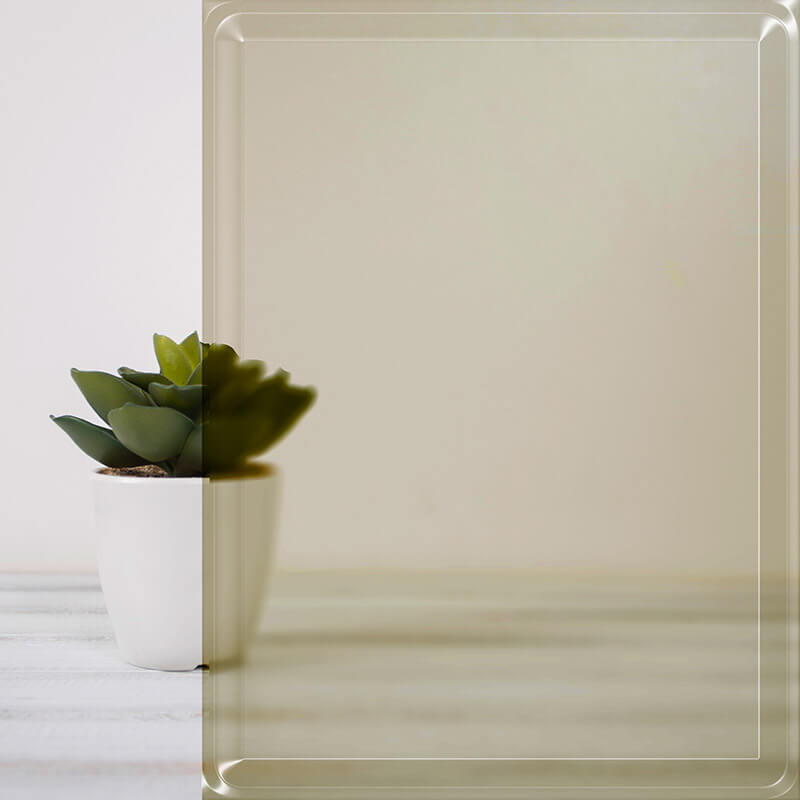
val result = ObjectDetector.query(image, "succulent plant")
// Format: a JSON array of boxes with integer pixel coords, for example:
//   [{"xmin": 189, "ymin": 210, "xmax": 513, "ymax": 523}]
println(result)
[{"xmin": 51, "ymin": 333, "xmax": 316, "ymax": 477}]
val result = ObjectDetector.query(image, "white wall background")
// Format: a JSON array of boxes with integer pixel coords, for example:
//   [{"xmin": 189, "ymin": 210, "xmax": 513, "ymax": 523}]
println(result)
[
  {"xmin": 0, "ymin": 7, "xmax": 763, "ymax": 576},
  {"xmin": 0, "ymin": 1, "xmax": 200, "ymax": 570},
  {"xmin": 236, "ymin": 37, "xmax": 759, "ymax": 575}
]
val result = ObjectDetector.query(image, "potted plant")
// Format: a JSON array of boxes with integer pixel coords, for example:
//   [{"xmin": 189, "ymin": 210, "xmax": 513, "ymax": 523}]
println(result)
[{"xmin": 51, "ymin": 332, "xmax": 315, "ymax": 671}]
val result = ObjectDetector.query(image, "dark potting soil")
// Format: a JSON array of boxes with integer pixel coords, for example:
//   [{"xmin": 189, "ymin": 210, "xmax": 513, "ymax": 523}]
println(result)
[{"xmin": 98, "ymin": 465, "xmax": 169, "ymax": 478}]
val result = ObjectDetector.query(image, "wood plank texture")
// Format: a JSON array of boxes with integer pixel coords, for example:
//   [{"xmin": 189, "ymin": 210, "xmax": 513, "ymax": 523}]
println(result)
[
  {"xmin": 234, "ymin": 572, "xmax": 765, "ymax": 761},
  {"xmin": 0, "ymin": 573, "xmax": 201, "ymax": 800}
]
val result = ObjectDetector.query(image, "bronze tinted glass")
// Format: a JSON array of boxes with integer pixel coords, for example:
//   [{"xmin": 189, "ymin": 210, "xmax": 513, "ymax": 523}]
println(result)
[{"xmin": 202, "ymin": 1, "xmax": 799, "ymax": 796}]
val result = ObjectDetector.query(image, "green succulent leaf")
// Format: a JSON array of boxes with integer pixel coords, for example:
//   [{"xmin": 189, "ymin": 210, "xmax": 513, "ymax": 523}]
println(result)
[
  {"xmin": 202, "ymin": 371, "xmax": 316, "ymax": 470},
  {"xmin": 108, "ymin": 404, "xmax": 196, "ymax": 463},
  {"xmin": 51, "ymin": 414, "xmax": 148, "ymax": 468},
  {"xmin": 186, "ymin": 343, "xmax": 249, "ymax": 390},
  {"xmin": 174, "ymin": 425, "xmax": 203, "ymax": 476},
  {"xmin": 153, "ymin": 334, "xmax": 193, "ymax": 385},
  {"xmin": 200, "ymin": 418, "xmax": 249, "ymax": 473},
  {"xmin": 243, "ymin": 374, "xmax": 317, "ymax": 455},
  {"xmin": 71, "ymin": 369, "xmax": 152, "ymax": 424},
  {"xmin": 179, "ymin": 332, "xmax": 202, "ymax": 369},
  {"xmin": 209, "ymin": 360, "xmax": 265, "ymax": 411},
  {"xmin": 200, "ymin": 343, "xmax": 238, "ymax": 384},
  {"xmin": 187, "ymin": 361, "xmax": 203, "ymax": 386},
  {"xmin": 118, "ymin": 367, "xmax": 171, "ymax": 391},
  {"xmin": 149, "ymin": 382, "xmax": 204, "ymax": 421},
  {"xmin": 58, "ymin": 335, "xmax": 315, "ymax": 475}
]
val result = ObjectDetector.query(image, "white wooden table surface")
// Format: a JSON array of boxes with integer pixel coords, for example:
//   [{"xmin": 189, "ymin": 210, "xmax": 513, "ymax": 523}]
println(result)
[
  {"xmin": 1, "ymin": 571, "xmax": 787, "ymax": 798},
  {"xmin": 0, "ymin": 573, "xmax": 201, "ymax": 800}
]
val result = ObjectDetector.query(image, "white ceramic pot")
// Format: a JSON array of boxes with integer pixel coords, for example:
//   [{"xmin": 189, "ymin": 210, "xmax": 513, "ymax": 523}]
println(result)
[{"xmin": 92, "ymin": 467, "xmax": 280, "ymax": 671}]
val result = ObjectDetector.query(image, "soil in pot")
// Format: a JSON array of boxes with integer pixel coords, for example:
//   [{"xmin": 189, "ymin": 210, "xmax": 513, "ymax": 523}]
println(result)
[{"xmin": 98, "ymin": 465, "xmax": 169, "ymax": 478}]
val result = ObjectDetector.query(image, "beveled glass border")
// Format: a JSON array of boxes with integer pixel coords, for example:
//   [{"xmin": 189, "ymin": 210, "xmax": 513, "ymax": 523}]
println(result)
[{"xmin": 202, "ymin": 1, "xmax": 799, "ymax": 796}]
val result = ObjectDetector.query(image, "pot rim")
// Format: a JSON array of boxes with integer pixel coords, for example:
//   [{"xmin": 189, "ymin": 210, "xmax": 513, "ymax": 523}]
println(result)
[{"xmin": 91, "ymin": 470, "xmax": 205, "ymax": 484}]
